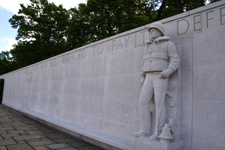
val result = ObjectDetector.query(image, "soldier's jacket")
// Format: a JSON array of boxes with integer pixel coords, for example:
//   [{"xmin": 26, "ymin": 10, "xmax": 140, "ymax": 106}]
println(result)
[{"xmin": 141, "ymin": 36, "xmax": 179, "ymax": 76}]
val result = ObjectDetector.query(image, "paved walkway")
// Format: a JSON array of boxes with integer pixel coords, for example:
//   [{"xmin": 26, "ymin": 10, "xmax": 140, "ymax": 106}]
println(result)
[{"xmin": 0, "ymin": 105, "xmax": 103, "ymax": 150}]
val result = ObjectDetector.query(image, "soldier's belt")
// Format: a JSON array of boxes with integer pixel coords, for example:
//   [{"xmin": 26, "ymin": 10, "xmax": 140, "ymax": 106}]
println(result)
[{"xmin": 143, "ymin": 53, "xmax": 168, "ymax": 60}]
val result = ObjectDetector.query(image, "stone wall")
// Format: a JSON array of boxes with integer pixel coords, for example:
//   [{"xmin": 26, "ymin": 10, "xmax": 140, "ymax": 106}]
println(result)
[{"xmin": 1, "ymin": 1, "xmax": 225, "ymax": 150}]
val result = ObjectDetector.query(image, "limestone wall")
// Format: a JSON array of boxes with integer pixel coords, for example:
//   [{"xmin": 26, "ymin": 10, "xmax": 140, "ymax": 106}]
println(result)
[{"xmin": 1, "ymin": 1, "xmax": 225, "ymax": 150}]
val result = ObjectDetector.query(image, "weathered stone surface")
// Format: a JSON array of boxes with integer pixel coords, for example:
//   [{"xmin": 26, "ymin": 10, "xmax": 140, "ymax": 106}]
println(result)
[
  {"xmin": 17, "ymin": 140, "xmax": 26, "ymax": 144},
  {"xmin": 8, "ymin": 130, "xmax": 25, "ymax": 134},
  {"xmin": 58, "ymin": 148, "xmax": 78, "ymax": 150},
  {"xmin": 26, "ymin": 130, "xmax": 43, "ymax": 135},
  {"xmin": 0, "ymin": 105, "xmax": 103, "ymax": 150},
  {"xmin": 0, "ymin": 128, "xmax": 14, "ymax": 131},
  {"xmin": 28, "ymin": 140, "xmax": 55, "ymax": 146},
  {"xmin": 0, "ymin": 139, "xmax": 17, "ymax": 146},
  {"xmin": 14, "ymin": 135, "xmax": 45, "ymax": 141},
  {"xmin": 2, "ymin": 133, "xmax": 19, "ymax": 138},
  {"xmin": 46, "ymin": 143, "xmax": 72, "ymax": 149},
  {"xmin": 0, "ymin": 146, "xmax": 7, "ymax": 150},
  {"xmin": 70, "ymin": 141, "xmax": 93, "ymax": 149},
  {"xmin": 33, "ymin": 146, "xmax": 50, "ymax": 150},
  {"xmin": 0, "ymin": 131, "xmax": 7, "ymax": 135},
  {"xmin": 1, "ymin": 1, "xmax": 225, "ymax": 150},
  {"xmin": 6, "ymin": 143, "xmax": 33, "ymax": 150}
]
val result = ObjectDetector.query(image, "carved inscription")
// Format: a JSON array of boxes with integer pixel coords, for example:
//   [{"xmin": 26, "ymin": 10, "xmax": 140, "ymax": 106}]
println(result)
[
  {"xmin": 135, "ymin": 30, "xmax": 148, "ymax": 47},
  {"xmin": 61, "ymin": 54, "xmax": 70, "ymax": 64},
  {"xmin": 80, "ymin": 49, "xmax": 87, "ymax": 59},
  {"xmin": 59, "ymin": 49, "xmax": 88, "ymax": 65},
  {"xmin": 34, "ymin": 5, "xmax": 225, "ymax": 70},
  {"xmin": 206, "ymin": 10, "xmax": 214, "ymax": 28},
  {"xmin": 194, "ymin": 14, "xmax": 202, "ymax": 31},
  {"xmin": 112, "ymin": 35, "xmax": 131, "ymax": 50},
  {"xmin": 177, "ymin": 7, "xmax": 225, "ymax": 35},
  {"xmin": 177, "ymin": 19, "xmax": 189, "ymax": 35},
  {"xmin": 92, "ymin": 44, "xmax": 104, "ymax": 56},
  {"xmin": 220, "ymin": 7, "xmax": 225, "ymax": 25}
]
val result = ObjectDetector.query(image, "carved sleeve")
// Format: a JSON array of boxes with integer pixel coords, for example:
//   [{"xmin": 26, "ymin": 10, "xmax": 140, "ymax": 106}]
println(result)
[
  {"xmin": 140, "ymin": 45, "xmax": 149, "ymax": 78},
  {"xmin": 167, "ymin": 42, "xmax": 179, "ymax": 72}
]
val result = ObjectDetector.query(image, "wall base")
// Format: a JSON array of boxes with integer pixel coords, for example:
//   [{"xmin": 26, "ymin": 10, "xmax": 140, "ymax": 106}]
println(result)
[
  {"xmin": 133, "ymin": 136, "xmax": 183, "ymax": 150},
  {"xmin": 4, "ymin": 103, "xmax": 183, "ymax": 150}
]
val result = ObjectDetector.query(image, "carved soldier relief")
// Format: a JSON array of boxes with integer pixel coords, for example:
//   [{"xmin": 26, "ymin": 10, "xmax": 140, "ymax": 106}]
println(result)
[{"xmin": 134, "ymin": 22, "xmax": 179, "ymax": 143}]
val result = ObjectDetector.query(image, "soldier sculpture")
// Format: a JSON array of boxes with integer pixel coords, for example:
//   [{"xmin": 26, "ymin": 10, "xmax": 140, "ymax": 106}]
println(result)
[{"xmin": 134, "ymin": 22, "xmax": 179, "ymax": 140}]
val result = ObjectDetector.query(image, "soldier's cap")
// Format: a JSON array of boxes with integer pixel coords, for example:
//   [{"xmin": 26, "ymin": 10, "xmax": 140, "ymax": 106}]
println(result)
[{"xmin": 148, "ymin": 22, "xmax": 165, "ymax": 36}]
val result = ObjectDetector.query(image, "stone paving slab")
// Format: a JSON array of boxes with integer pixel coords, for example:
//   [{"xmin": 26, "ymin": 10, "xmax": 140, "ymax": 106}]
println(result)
[
  {"xmin": 0, "ymin": 146, "xmax": 7, "ymax": 150},
  {"xmin": 14, "ymin": 134, "xmax": 45, "ymax": 141},
  {"xmin": 8, "ymin": 130, "xmax": 25, "ymax": 134},
  {"xmin": 33, "ymin": 145, "xmax": 50, "ymax": 150},
  {"xmin": 46, "ymin": 143, "xmax": 72, "ymax": 149},
  {"xmin": 6, "ymin": 143, "xmax": 33, "ymax": 150},
  {"xmin": 0, "ymin": 105, "xmax": 104, "ymax": 150},
  {"xmin": 28, "ymin": 139, "xmax": 55, "ymax": 146},
  {"xmin": 0, "ymin": 139, "xmax": 17, "ymax": 146}
]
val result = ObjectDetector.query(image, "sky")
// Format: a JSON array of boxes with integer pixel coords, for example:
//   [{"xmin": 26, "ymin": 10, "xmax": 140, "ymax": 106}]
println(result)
[{"xmin": 0, "ymin": 0, "xmax": 87, "ymax": 53}]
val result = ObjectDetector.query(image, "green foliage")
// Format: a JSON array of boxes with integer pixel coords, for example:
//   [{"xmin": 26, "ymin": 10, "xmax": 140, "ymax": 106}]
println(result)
[
  {"xmin": 67, "ymin": 0, "xmax": 152, "ymax": 49},
  {"xmin": 0, "ymin": 52, "xmax": 16, "ymax": 75},
  {"xmin": 9, "ymin": 0, "xmax": 70, "ymax": 68},
  {"xmin": 67, "ymin": 0, "xmax": 212, "ymax": 48},
  {"xmin": 0, "ymin": 79, "xmax": 4, "ymax": 103}
]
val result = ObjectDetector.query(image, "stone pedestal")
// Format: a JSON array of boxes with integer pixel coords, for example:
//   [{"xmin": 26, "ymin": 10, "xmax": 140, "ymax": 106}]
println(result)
[{"xmin": 133, "ymin": 136, "xmax": 183, "ymax": 150}]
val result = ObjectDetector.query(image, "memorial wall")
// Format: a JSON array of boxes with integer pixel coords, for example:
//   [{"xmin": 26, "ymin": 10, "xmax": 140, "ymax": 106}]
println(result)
[{"xmin": 1, "ymin": 1, "xmax": 225, "ymax": 150}]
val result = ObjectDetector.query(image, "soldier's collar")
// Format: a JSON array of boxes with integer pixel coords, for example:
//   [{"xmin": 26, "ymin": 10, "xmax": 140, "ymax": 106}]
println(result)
[{"xmin": 154, "ymin": 36, "xmax": 170, "ymax": 43}]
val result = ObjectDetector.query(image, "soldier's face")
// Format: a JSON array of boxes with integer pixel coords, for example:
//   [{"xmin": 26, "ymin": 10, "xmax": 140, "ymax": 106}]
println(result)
[{"xmin": 149, "ymin": 28, "xmax": 161, "ymax": 39}]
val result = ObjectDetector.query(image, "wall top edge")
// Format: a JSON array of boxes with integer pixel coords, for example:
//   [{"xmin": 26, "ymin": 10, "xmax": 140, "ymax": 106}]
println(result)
[
  {"xmin": 160, "ymin": 0, "xmax": 225, "ymax": 23},
  {"xmin": 0, "ymin": 0, "xmax": 224, "ymax": 77}
]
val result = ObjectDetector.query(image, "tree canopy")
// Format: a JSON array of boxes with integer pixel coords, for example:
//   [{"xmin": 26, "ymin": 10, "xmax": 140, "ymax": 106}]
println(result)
[
  {"xmin": 9, "ymin": 0, "xmax": 69, "ymax": 67},
  {"xmin": 0, "ymin": 51, "xmax": 15, "ymax": 75},
  {"xmin": 0, "ymin": 0, "xmax": 219, "ymax": 75}
]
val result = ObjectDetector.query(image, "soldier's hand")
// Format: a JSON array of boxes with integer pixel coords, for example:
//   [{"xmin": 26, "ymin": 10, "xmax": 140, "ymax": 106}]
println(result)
[{"xmin": 160, "ymin": 70, "xmax": 171, "ymax": 79}]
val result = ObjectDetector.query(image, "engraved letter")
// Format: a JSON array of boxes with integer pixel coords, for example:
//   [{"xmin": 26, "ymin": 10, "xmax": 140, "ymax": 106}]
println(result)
[
  {"xmin": 220, "ymin": 7, "xmax": 225, "ymax": 25},
  {"xmin": 206, "ymin": 11, "xmax": 214, "ymax": 28},
  {"xmin": 124, "ymin": 35, "xmax": 130, "ymax": 48},
  {"xmin": 70, "ymin": 52, "xmax": 76, "ymax": 60},
  {"xmin": 92, "ymin": 45, "xmax": 97, "ymax": 56},
  {"xmin": 93, "ymin": 44, "xmax": 104, "ymax": 56},
  {"xmin": 112, "ymin": 40, "xmax": 117, "ymax": 51},
  {"xmin": 78, "ymin": 50, "xmax": 82, "ymax": 59},
  {"xmin": 194, "ymin": 15, "xmax": 202, "ymax": 31},
  {"xmin": 97, "ymin": 44, "xmax": 104, "ymax": 54},
  {"xmin": 135, "ymin": 30, "xmax": 146, "ymax": 47},
  {"xmin": 116, "ymin": 39, "xmax": 123, "ymax": 50},
  {"xmin": 82, "ymin": 49, "xmax": 87, "ymax": 59},
  {"xmin": 177, "ymin": 19, "xmax": 189, "ymax": 35}
]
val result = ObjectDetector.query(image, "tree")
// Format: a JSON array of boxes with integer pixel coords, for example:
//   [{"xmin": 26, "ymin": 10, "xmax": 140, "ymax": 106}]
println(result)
[
  {"xmin": 67, "ymin": 0, "xmax": 213, "ymax": 49},
  {"xmin": 9, "ymin": 0, "xmax": 69, "ymax": 68},
  {"xmin": 67, "ymin": 0, "xmax": 151, "ymax": 49},
  {"xmin": 0, "ymin": 51, "xmax": 15, "ymax": 75}
]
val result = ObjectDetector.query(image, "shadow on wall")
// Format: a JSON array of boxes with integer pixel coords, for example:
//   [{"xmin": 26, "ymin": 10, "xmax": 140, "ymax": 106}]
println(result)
[{"xmin": 0, "ymin": 79, "xmax": 4, "ymax": 104}]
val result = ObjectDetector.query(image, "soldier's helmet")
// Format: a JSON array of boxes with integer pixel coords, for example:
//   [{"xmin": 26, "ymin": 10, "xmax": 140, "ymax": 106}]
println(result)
[{"xmin": 148, "ymin": 22, "xmax": 165, "ymax": 36}]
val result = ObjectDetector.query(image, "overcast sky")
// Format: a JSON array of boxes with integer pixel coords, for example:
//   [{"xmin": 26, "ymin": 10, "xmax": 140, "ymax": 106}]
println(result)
[{"xmin": 0, "ymin": 0, "xmax": 87, "ymax": 53}]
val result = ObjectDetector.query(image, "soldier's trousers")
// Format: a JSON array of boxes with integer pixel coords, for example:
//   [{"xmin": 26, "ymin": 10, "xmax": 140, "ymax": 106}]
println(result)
[{"xmin": 139, "ymin": 72, "xmax": 168, "ymax": 135}]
